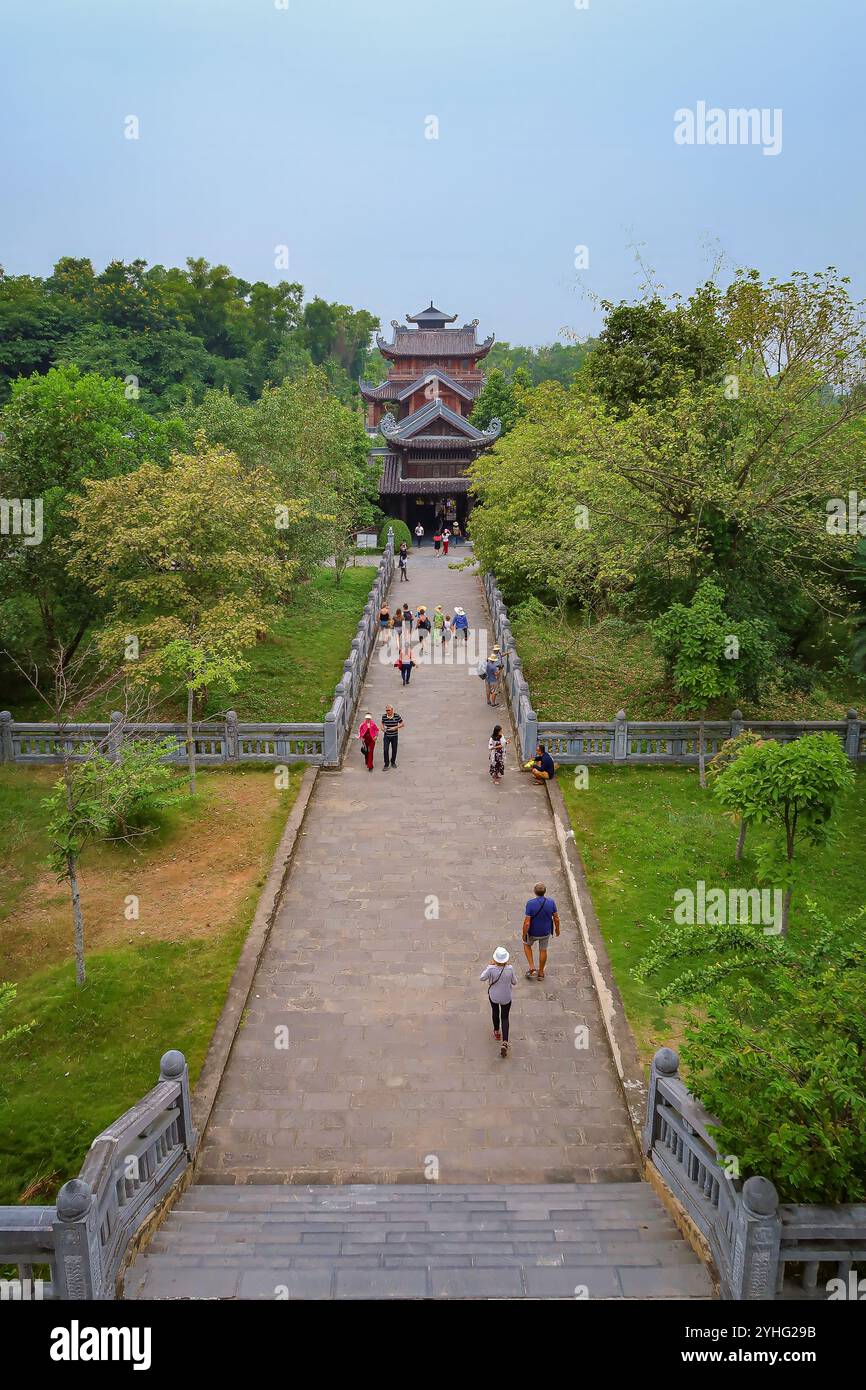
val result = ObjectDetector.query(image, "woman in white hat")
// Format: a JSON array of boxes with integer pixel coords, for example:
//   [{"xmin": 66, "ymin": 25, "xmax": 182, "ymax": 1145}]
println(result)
[{"xmin": 479, "ymin": 947, "xmax": 517, "ymax": 1058}]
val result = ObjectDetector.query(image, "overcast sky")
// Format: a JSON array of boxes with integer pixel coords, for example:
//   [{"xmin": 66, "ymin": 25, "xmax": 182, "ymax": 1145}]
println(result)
[{"xmin": 2, "ymin": 0, "xmax": 864, "ymax": 344}]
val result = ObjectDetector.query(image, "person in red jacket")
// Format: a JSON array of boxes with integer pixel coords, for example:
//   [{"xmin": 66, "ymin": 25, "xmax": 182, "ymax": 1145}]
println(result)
[{"xmin": 358, "ymin": 712, "xmax": 379, "ymax": 771}]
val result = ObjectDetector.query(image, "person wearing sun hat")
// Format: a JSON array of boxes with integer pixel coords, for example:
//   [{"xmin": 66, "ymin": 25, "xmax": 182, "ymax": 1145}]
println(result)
[
  {"xmin": 452, "ymin": 606, "xmax": 469, "ymax": 644},
  {"xmin": 479, "ymin": 946, "xmax": 517, "ymax": 1057},
  {"xmin": 432, "ymin": 604, "xmax": 446, "ymax": 643}
]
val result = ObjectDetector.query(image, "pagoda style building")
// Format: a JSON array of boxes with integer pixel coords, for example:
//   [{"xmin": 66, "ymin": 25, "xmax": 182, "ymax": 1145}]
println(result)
[{"xmin": 360, "ymin": 302, "xmax": 500, "ymax": 531}]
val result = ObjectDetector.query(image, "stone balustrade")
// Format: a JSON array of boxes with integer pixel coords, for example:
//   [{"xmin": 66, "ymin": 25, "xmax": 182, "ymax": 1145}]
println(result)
[{"xmin": 0, "ymin": 534, "xmax": 395, "ymax": 774}]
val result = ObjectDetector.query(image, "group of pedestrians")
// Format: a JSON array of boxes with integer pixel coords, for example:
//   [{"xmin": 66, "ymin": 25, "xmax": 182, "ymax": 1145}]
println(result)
[
  {"xmin": 479, "ymin": 883, "xmax": 561, "ymax": 1057},
  {"xmin": 413, "ymin": 521, "xmax": 462, "ymax": 556}
]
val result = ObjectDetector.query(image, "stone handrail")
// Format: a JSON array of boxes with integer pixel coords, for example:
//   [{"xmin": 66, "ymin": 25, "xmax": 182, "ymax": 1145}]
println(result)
[
  {"xmin": 0, "ymin": 533, "xmax": 395, "ymax": 774},
  {"xmin": 643, "ymin": 1048, "xmax": 866, "ymax": 1300},
  {"xmin": 480, "ymin": 573, "xmax": 863, "ymax": 765},
  {"xmin": 0, "ymin": 1050, "xmax": 196, "ymax": 1301}
]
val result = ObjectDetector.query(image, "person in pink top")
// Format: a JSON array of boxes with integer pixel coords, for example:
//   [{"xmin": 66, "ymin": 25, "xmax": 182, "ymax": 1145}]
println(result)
[{"xmin": 358, "ymin": 712, "xmax": 379, "ymax": 771}]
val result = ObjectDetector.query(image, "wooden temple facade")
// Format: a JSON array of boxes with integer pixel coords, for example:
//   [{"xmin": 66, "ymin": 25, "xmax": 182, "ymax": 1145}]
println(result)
[{"xmin": 360, "ymin": 302, "xmax": 501, "ymax": 530}]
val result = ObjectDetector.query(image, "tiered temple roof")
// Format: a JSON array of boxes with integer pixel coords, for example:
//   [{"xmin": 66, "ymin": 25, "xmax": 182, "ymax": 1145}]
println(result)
[
  {"xmin": 359, "ymin": 366, "xmax": 482, "ymax": 404},
  {"xmin": 376, "ymin": 306, "xmax": 494, "ymax": 361}
]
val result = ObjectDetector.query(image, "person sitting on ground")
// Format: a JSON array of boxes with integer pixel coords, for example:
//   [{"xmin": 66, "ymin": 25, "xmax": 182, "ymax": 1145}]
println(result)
[{"xmin": 530, "ymin": 742, "xmax": 556, "ymax": 782}]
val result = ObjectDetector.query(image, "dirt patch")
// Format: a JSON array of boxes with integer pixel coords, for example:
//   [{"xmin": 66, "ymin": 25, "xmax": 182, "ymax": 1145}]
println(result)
[{"xmin": 1, "ymin": 769, "xmax": 288, "ymax": 983}]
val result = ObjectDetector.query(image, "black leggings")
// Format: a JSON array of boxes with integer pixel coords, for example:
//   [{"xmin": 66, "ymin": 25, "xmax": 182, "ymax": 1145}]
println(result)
[{"xmin": 490, "ymin": 1000, "xmax": 511, "ymax": 1041}]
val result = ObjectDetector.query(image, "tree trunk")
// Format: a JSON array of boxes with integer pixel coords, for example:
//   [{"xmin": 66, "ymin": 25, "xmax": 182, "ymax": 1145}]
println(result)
[
  {"xmin": 781, "ymin": 887, "xmax": 792, "ymax": 937},
  {"xmin": 186, "ymin": 683, "xmax": 197, "ymax": 797},
  {"xmin": 698, "ymin": 713, "xmax": 707, "ymax": 789},
  {"xmin": 67, "ymin": 850, "xmax": 86, "ymax": 987},
  {"xmin": 735, "ymin": 816, "xmax": 747, "ymax": 861}
]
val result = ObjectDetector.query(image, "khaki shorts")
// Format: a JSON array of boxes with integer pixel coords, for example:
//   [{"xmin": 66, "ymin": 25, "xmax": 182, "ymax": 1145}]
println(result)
[{"xmin": 526, "ymin": 934, "xmax": 553, "ymax": 955}]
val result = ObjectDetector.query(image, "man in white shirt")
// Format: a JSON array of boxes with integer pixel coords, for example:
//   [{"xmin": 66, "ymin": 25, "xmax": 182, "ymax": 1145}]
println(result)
[{"xmin": 414, "ymin": 522, "xmax": 424, "ymax": 546}]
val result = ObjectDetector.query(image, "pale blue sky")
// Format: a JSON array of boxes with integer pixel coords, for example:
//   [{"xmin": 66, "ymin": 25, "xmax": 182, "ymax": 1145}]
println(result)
[{"xmin": 2, "ymin": 0, "xmax": 864, "ymax": 344}]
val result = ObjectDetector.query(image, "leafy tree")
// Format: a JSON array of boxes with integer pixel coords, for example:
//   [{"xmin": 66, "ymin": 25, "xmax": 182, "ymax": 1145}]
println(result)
[
  {"xmin": 639, "ymin": 905, "xmax": 866, "ymax": 1204},
  {"xmin": 651, "ymin": 580, "xmax": 773, "ymax": 786},
  {"xmin": 44, "ymin": 737, "xmax": 181, "ymax": 985},
  {"xmin": 585, "ymin": 283, "xmax": 729, "ymax": 417},
  {"xmin": 713, "ymin": 733, "xmax": 855, "ymax": 934},
  {"xmin": 0, "ymin": 364, "xmax": 183, "ymax": 676},
  {"xmin": 65, "ymin": 443, "xmax": 286, "ymax": 746},
  {"xmin": 483, "ymin": 339, "xmax": 594, "ymax": 387},
  {"xmin": 707, "ymin": 729, "xmax": 766, "ymax": 859},
  {"xmin": 379, "ymin": 518, "xmax": 410, "ymax": 551},
  {"xmin": 470, "ymin": 367, "xmax": 530, "ymax": 434},
  {"xmin": 162, "ymin": 636, "xmax": 253, "ymax": 796}
]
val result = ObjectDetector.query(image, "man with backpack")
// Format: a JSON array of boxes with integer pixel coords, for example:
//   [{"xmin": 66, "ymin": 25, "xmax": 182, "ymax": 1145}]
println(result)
[{"xmin": 522, "ymin": 881, "xmax": 560, "ymax": 980}]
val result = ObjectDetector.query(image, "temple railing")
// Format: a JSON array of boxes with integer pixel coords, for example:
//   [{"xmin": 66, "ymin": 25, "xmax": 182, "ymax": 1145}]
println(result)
[
  {"xmin": 644, "ymin": 1048, "xmax": 866, "ymax": 1300},
  {"xmin": 0, "ymin": 1050, "xmax": 196, "ymax": 1302},
  {"xmin": 0, "ymin": 534, "xmax": 395, "ymax": 774},
  {"xmin": 480, "ymin": 573, "xmax": 863, "ymax": 766}
]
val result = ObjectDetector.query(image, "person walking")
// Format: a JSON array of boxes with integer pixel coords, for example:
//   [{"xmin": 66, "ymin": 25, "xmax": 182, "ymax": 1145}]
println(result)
[
  {"xmin": 442, "ymin": 615, "xmax": 452, "ymax": 648},
  {"xmin": 378, "ymin": 603, "xmax": 391, "ymax": 645},
  {"xmin": 415, "ymin": 605, "xmax": 431, "ymax": 654},
  {"xmin": 479, "ymin": 947, "xmax": 516, "ymax": 1058},
  {"xmin": 452, "ymin": 520, "xmax": 462, "ymax": 545},
  {"xmin": 433, "ymin": 530, "xmax": 442, "ymax": 558},
  {"xmin": 522, "ymin": 882, "xmax": 561, "ymax": 980},
  {"xmin": 397, "ymin": 647, "xmax": 415, "ymax": 685},
  {"xmin": 442, "ymin": 526, "xmax": 451, "ymax": 556},
  {"xmin": 358, "ymin": 712, "xmax": 379, "ymax": 772},
  {"xmin": 398, "ymin": 546, "xmax": 409, "ymax": 582},
  {"xmin": 452, "ymin": 607, "xmax": 469, "ymax": 644},
  {"xmin": 414, "ymin": 522, "xmax": 424, "ymax": 546},
  {"xmin": 432, "ymin": 604, "xmax": 446, "ymax": 644},
  {"xmin": 488, "ymin": 724, "xmax": 507, "ymax": 783},
  {"xmin": 381, "ymin": 704, "xmax": 404, "ymax": 769},
  {"xmin": 400, "ymin": 603, "xmax": 413, "ymax": 644}
]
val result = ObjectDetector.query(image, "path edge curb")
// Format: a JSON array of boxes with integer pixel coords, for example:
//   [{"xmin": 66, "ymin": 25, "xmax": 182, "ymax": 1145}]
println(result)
[
  {"xmin": 544, "ymin": 778, "xmax": 648, "ymax": 1156},
  {"xmin": 190, "ymin": 764, "xmax": 320, "ymax": 1142}
]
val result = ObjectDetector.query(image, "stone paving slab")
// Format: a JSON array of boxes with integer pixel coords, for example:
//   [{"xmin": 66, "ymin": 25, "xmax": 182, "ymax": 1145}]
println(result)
[
  {"xmin": 125, "ymin": 1183, "xmax": 713, "ymax": 1299},
  {"xmin": 199, "ymin": 551, "xmax": 639, "ymax": 1185}
]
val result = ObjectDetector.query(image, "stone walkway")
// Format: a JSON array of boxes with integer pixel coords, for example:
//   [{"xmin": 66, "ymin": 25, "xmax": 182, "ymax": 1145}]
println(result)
[{"xmin": 199, "ymin": 549, "xmax": 639, "ymax": 1184}]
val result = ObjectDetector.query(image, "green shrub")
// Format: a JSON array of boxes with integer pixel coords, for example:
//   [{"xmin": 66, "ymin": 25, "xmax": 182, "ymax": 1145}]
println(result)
[
  {"xmin": 378, "ymin": 518, "xmax": 412, "ymax": 551},
  {"xmin": 638, "ymin": 903, "xmax": 866, "ymax": 1203}
]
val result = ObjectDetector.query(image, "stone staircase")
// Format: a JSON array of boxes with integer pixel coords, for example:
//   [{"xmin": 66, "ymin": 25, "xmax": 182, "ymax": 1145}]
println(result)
[{"xmin": 125, "ymin": 1183, "xmax": 714, "ymax": 1300}]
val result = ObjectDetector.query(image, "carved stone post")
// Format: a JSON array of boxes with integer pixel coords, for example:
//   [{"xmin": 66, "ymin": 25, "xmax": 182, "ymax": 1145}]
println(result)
[
  {"xmin": 614, "ymin": 709, "xmax": 628, "ymax": 762},
  {"xmin": 845, "ymin": 709, "xmax": 860, "ymax": 759},
  {"xmin": 323, "ymin": 709, "xmax": 339, "ymax": 767},
  {"xmin": 729, "ymin": 1176, "xmax": 781, "ymax": 1300},
  {"xmin": 0, "ymin": 710, "xmax": 11, "ymax": 763},
  {"xmin": 643, "ymin": 1046, "xmax": 679, "ymax": 1156},
  {"xmin": 54, "ymin": 1178, "xmax": 101, "ymax": 1300},
  {"xmin": 160, "ymin": 1049, "xmax": 197, "ymax": 1157},
  {"xmin": 730, "ymin": 708, "xmax": 744, "ymax": 739},
  {"xmin": 225, "ymin": 709, "xmax": 239, "ymax": 763}
]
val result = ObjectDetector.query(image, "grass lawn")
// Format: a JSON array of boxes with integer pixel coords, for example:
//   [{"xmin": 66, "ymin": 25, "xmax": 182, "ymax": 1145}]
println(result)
[
  {"xmin": 512, "ymin": 610, "xmax": 864, "ymax": 722},
  {"xmin": 560, "ymin": 766, "xmax": 866, "ymax": 1064},
  {"xmin": 0, "ymin": 762, "xmax": 304, "ymax": 1205},
  {"xmin": 2, "ymin": 565, "xmax": 376, "ymax": 724}
]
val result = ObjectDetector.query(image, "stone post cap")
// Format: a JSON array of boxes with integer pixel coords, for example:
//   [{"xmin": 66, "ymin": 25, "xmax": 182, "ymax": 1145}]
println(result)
[
  {"xmin": 731, "ymin": 709, "xmax": 743, "ymax": 721},
  {"xmin": 742, "ymin": 1175, "xmax": 780, "ymax": 1216},
  {"xmin": 56, "ymin": 1177, "xmax": 93, "ymax": 1221},
  {"xmin": 160, "ymin": 1049, "xmax": 187, "ymax": 1081},
  {"xmin": 846, "ymin": 709, "xmax": 858, "ymax": 720},
  {"xmin": 110, "ymin": 710, "xmax": 123, "ymax": 720},
  {"xmin": 0, "ymin": 710, "xmax": 10, "ymax": 718},
  {"xmin": 615, "ymin": 709, "xmax": 627, "ymax": 721},
  {"xmin": 653, "ymin": 1046, "xmax": 679, "ymax": 1075}
]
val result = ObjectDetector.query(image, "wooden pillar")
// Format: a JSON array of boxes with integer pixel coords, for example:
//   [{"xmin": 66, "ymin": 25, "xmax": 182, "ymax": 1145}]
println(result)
[{"xmin": 399, "ymin": 494, "xmax": 408, "ymax": 523}]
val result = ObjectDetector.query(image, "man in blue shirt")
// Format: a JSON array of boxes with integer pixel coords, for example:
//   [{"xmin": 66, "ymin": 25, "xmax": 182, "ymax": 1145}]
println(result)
[
  {"xmin": 531, "ymin": 743, "xmax": 556, "ymax": 782},
  {"xmin": 522, "ymin": 881, "xmax": 560, "ymax": 979}
]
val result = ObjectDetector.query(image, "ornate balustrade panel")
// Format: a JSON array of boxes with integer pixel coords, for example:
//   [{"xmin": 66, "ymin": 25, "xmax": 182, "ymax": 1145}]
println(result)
[
  {"xmin": 0, "ymin": 1050, "xmax": 196, "ymax": 1302},
  {"xmin": 643, "ymin": 1048, "xmax": 866, "ymax": 1300},
  {"xmin": 322, "ymin": 533, "xmax": 395, "ymax": 766}
]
